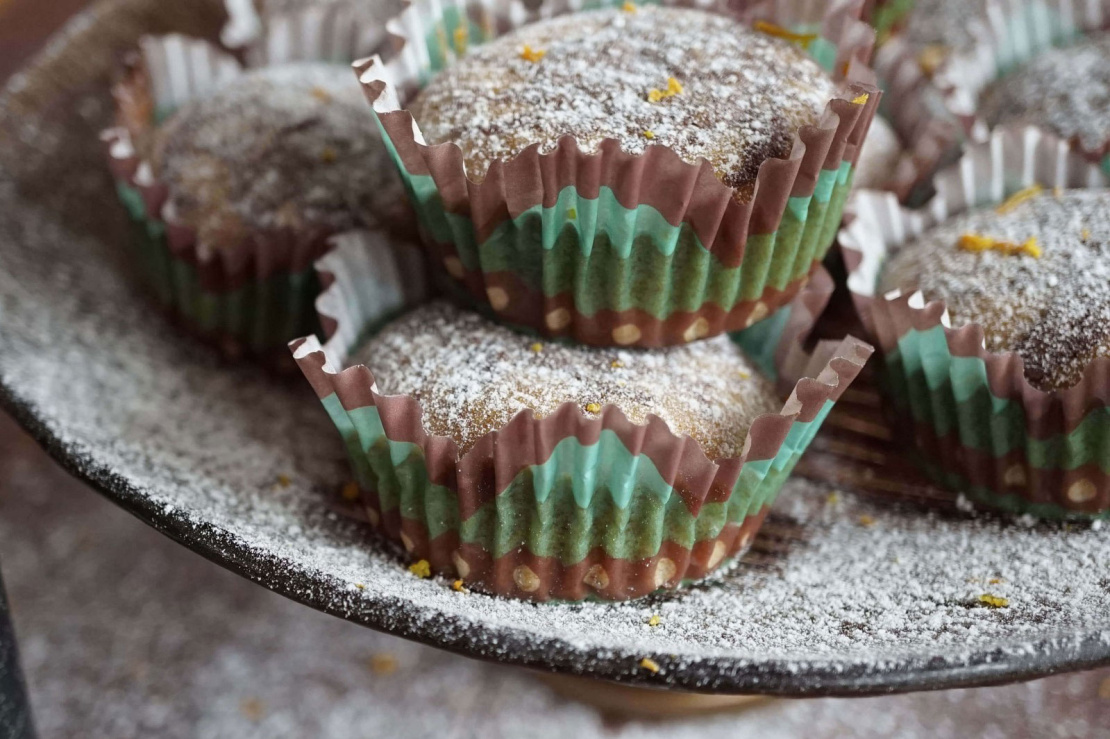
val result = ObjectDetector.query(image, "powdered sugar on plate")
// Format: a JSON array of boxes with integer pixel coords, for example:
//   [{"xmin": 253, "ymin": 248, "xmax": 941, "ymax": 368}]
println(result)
[{"xmin": 1, "ymin": 0, "xmax": 1109, "ymax": 695}]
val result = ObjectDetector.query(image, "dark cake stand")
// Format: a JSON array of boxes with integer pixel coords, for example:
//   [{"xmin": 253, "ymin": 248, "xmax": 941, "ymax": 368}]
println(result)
[{"xmin": 1, "ymin": 0, "xmax": 1109, "ymax": 706}]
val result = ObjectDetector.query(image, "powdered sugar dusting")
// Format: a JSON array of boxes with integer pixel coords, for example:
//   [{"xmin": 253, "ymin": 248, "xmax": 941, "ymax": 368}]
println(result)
[
  {"xmin": 901, "ymin": 0, "xmax": 989, "ymax": 54},
  {"xmin": 880, "ymin": 190, "xmax": 1110, "ymax": 390},
  {"xmin": 3, "ymin": 0, "xmax": 1110, "ymax": 694},
  {"xmin": 980, "ymin": 33, "xmax": 1110, "ymax": 153},
  {"xmin": 357, "ymin": 301, "xmax": 779, "ymax": 457},
  {"xmin": 154, "ymin": 62, "xmax": 401, "ymax": 247},
  {"xmin": 409, "ymin": 6, "xmax": 837, "ymax": 197}
]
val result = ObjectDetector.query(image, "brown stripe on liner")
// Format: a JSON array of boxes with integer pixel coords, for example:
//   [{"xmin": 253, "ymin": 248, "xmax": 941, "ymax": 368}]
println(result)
[
  {"xmin": 432, "ymin": 247, "xmax": 822, "ymax": 347},
  {"xmin": 911, "ymin": 421, "xmax": 1110, "ymax": 516},
  {"xmin": 362, "ymin": 503, "xmax": 769, "ymax": 601}
]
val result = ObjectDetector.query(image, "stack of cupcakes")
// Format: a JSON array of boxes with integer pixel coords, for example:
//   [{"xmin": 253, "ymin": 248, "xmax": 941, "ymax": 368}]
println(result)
[{"xmin": 292, "ymin": 0, "xmax": 878, "ymax": 601}]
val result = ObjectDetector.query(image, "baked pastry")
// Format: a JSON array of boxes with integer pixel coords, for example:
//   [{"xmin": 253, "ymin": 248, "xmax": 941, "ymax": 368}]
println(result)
[
  {"xmin": 357, "ymin": 301, "xmax": 780, "ymax": 457},
  {"xmin": 978, "ymin": 34, "xmax": 1110, "ymax": 154},
  {"xmin": 408, "ymin": 5, "xmax": 838, "ymax": 200},
  {"xmin": 153, "ymin": 62, "xmax": 399, "ymax": 248},
  {"xmin": 879, "ymin": 189, "xmax": 1110, "ymax": 390},
  {"xmin": 853, "ymin": 114, "xmax": 902, "ymax": 190}
]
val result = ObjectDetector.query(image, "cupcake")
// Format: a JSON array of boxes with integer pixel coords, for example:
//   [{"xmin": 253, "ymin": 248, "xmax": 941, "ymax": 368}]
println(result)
[
  {"xmin": 358, "ymin": 0, "xmax": 877, "ymax": 347},
  {"xmin": 978, "ymin": 34, "xmax": 1110, "ymax": 159},
  {"xmin": 870, "ymin": 0, "xmax": 996, "ymax": 202},
  {"xmin": 881, "ymin": 1, "xmax": 1110, "ymax": 202},
  {"xmin": 104, "ymin": 6, "xmax": 407, "ymax": 360},
  {"xmin": 152, "ymin": 63, "xmax": 397, "ymax": 255},
  {"xmin": 853, "ymin": 115, "xmax": 904, "ymax": 191},
  {"xmin": 293, "ymin": 233, "xmax": 873, "ymax": 601},
  {"xmin": 879, "ymin": 190, "xmax": 1110, "ymax": 391},
  {"xmin": 842, "ymin": 127, "xmax": 1110, "ymax": 519}
]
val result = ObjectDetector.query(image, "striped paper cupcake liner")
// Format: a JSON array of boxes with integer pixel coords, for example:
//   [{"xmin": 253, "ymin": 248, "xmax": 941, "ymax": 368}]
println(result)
[
  {"xmin": 101, "ymin": 1, "xmax": 405, "ymax": 359},
  {"xmin": 292, "ymin": 229, "xmax": 872, "ymax": 601},
  {"xmin": 875, "ymin": 0, "xmax": 1110, "ymax": 203},
  {"xmin": 353, "ymin": 0, "xmax": 879, "ymax": 347},
  {"xmin": 841, "ymin": 126, "xmax": 1110, "ymax": 519}
]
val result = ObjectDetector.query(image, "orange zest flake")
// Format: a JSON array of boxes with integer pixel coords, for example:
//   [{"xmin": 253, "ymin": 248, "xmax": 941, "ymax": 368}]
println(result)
[
  {"xmin": 978, "ymin": 593, "xmax": 1009, "ymax": 608},
  {"xmin": 530, "ymin": 342, "xmax": 544, "ymax": 353},
  {"xmin": 610, "ymin": 359, "xmax": 624, "ymax": 369},
  {"xmin": 408, "ymin": 559, "xmax": 432, "ymax": 578},
  {"xmin": 851, "ymin": 92, "xmax": 870, "ymax": 105},
  {"xmin": 520, "ymin": 44, "xmax": 546, "ymax": 63},
  {"xmin": 453, "ymin": 26, "xmax": 469, "ymax": 55},
  {"xmin": 622, "ymin": 1, "xmax": 637, "ymax": 11},
  {"xmin": 647, "ymin": 76, "xmax": 683, "ymax": 103},
  {"xmin": 958, "ymin": 233, "xmax": 1041, "ymax": 258},
  {"xmin": 567, "ymin": 207, "xmax": 577, "ymax": 219},
  {"xmin": 642, "ymin": 129, "xmax": 655, "ymax": 140},
  {"xmin": 753, "ymin": 20, "xmax": 817, "ymax": 47},
  {"xmin": 340, "ymin": 480, "xmax": 360, "ymax": 501},
  {"xmin": 639, "ymin": 657, "xmax": 661, "ymax": 674},
  {"xmin": 275, "ymin": 474, "xmax": 292, "ymax": 488},
  {"xmin": 918, "ymin": 44, "xmax": 948, "ymax": 76},
  {"xmin": 585, "ymin": 402, "xmax": 602, "ymax": 414},
  {"xmin": 995, "ymin": 184, "xmax": 1043, "ymax": 214},
  {"xmin": 310, "ymin": 86, "xmax": 332, "ymax": 103},
  {"xmin": 647, "ymin": 614, "xmax": 662, "ymax": 627},
  {"xmin": 369, "ymin": 653, "xmax": 398, "ymax": 675},
  {"xmin": 452, "ymin": 579, "xmax": 467, "ymax": 592},
  {"xmin": 859, "ymin": 514, "xmax": 876, "ymax": 527},
  {"xmin": 1081, "ymin": 228, "xmax": 1091, "ymax": 242}
]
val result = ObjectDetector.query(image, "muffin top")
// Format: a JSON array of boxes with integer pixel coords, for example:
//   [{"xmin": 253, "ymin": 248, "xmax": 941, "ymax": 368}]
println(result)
[
  {"xmin": 153, "ymin": 63, "xmax": 400, "ymax": 248},
  {"xmin": 879, "ymin": 189, "xmax": 1110, "ymax": 391},
  {"xmin": 979, "ymin": 34, "xmax": 1110, "ymax": 152},
  {"xmin": 853, "ymin": 115, "xmax": 901, "ymax": 191},
  {"xmin": 408, "ymin": 6, "xmax": 838, "ymax": 200},
  {"xmin": 901, "ymin": 0, "xmax": 989, "ymax": 55},
  {"xmin": 357, "ymin": 301, "xmax": 780, "ymax": 457}
]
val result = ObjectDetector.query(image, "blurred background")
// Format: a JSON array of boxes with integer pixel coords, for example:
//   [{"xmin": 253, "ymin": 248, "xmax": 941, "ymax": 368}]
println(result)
[{"xmin": 1, "ymin": 2, "xmax": 1109, "ymax": 737}]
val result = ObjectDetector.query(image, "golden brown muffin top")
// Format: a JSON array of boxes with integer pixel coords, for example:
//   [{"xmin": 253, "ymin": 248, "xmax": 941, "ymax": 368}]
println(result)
[
  {"xmin": 357, "ymin": 301, "xmax": 780, "ymax": 457},
  {"xmin": 979, "ymin": 33, "xmax": 1110, "ymax": 153},
  {"xmin": 153, "ymin": 63, "xmax": 400, "ymax": 248},
  {"xmin": 879, "ymin": 189, "xmax": 1110, "ymax": 391},
  {"xmin": 408, "ymin": 6, "xmax": 837, "ymax": 200}
]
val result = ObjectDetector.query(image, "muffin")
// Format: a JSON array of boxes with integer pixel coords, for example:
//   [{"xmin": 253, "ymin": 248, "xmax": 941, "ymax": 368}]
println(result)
[
  {"xmin": 842, "ymin": 130, "xmax": 1110, "ymax": 519},
  {"xmin": 106, "ymin": 19, "xmax": 411, "ymax": 360},
  {"xmin": 979, "ymin": 34, "xmax": 1110, "ymax": 156},
  {"xmin": 358, "ymin": 301, "xmax": 781, "ymax": 458},
  {"xmin": 362, "ymin": 0, "xmax": 877, "ymax": 346},
  {"xmin": 853, "ymin": 115, "xmax": 903, "ymax": 191},
  {"xmin": 153, "ymin": 63, "xmax": 399, "ymax": 250},
  {"xmin": 879, "ymin": 190, "xmax": 1110, "ymax": 391},
  {"xmin": 409, "ymin": 6, "xmax": 838, "ymax": 202},
  {"xmin": 294, "ymin": 232, "xmax": 871, "ymax": 599}
]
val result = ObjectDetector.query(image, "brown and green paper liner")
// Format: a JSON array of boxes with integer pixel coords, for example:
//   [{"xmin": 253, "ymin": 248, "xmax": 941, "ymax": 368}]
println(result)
[
  {"xmin": 876, "ymin": 0, "xmax": 1110, "ymax": 203},
  {"xmin": 840, "ymin": 125, "xmax": 1110, "ymax": 519},
  {"xmin": 291, "ymin": 230, "xmax": 872, "ymax": 601},
  {"xmin": 101, "ymin": 2, "xmax": 404, "ymax": 359},
  {"xmin": 354, "ymin": 0, "xmax": 879, "ymax": 348}
]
